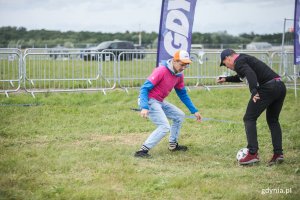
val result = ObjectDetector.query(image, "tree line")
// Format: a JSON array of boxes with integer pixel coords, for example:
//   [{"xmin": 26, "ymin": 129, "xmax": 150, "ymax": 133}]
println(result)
[{"xmin": 0, "ymin": 26, "xmax": 293, "ymax": 49}]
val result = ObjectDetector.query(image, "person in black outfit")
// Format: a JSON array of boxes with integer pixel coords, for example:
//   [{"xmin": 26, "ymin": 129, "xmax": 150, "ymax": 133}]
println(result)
[{"xmin": 217, "ymin": 49, "xmax": 286, "ymax": 166}]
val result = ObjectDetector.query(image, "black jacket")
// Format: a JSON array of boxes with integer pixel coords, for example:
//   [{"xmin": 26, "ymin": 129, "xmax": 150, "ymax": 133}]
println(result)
[{"xmin": 225, "ymin": 54, "xmax": 279, "ymax": 96}]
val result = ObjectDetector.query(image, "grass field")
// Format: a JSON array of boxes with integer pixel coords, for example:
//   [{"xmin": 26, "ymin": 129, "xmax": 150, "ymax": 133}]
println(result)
[{"xmin": 0, "ymin": 88, "xmax": 299, "ymax": 199}]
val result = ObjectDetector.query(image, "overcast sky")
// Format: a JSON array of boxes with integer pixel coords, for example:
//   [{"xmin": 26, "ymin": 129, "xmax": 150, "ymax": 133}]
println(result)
[{"xmin": 0, "ymin": 0, "xmax": 295, "ymax": 35}]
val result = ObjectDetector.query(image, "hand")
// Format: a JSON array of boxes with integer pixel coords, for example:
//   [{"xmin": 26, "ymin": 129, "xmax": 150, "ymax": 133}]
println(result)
[
  {"xmin": 194, "ymin": 112, "xmax": 202, "ymax": 122},
  {"xmin": 216, "ymin": 77, "xmax": 226, "ymax": 84},
  {"xmin": 252, "ymin": 93, "xmax": 260, "ymax": 103},
  {"xmin": 140, "ymin": 109, "xmax": 149, "ymax": 118}
]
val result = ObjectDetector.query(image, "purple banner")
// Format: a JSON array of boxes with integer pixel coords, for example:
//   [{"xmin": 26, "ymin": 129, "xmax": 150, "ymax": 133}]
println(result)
[
  {"xmin": 294, "ymin": 0, "xmax": 300, "ymax": 64},
  {"xmin": 156, "ymin": 0, "xmax": 197, "ymax": 66}
]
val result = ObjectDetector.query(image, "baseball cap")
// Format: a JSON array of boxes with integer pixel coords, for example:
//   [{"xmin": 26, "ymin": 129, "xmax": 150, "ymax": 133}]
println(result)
[
  {"xmin": 220, "ymin": 49, "xmax": 236, "ymax": 66},
  {"xmin": 173, "ymin": 50, "xmax": 192, "ymax": 64}
]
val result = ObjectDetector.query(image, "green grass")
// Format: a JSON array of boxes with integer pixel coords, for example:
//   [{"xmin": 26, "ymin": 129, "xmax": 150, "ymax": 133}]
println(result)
[{"xmin": 0, "ymin": 88, "xmax": 299, "ymax": 200}]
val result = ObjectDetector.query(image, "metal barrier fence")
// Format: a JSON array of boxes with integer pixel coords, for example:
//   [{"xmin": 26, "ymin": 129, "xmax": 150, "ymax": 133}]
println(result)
[
  {"xmin": 0, "ymin": 48, "xmax": 22, "ymax": 97},
  {"xmin": 189, "ymin": 50, "xmax": 272, "ymax": 89},
  {"xmin": 270, "ymin": 51, "xmax": 299, "ymax": 96},
  {"xmin": 270, "ymin": 51, "xmax": 293, "ymax": 76},
  {"xmin": 0, "ymin": 48, "xmax": 298, "ymax": 97},
  {"xmin": 117, "ymin": 50, "xmax": 281, "ymax": 91},
  {"xmin": 116, "ymin": 50, "xmax": 243, "ymax": 92},
  {"xmin": 23, "ymin": 49, "xmax": 116, "ymax": 97},
  {"xmin": 117, "ymin": 51, "xmax": 157, "ymax": 92},
  {"xmin": 193, "ymin": 50, "xmax": 241, "ymax": 89}
]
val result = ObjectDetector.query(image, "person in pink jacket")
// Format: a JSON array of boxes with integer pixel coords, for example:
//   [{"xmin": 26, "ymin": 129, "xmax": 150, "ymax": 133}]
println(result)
[{"xmin": 134, "ymin": 50, "xmax": 202, "ymax": 158}]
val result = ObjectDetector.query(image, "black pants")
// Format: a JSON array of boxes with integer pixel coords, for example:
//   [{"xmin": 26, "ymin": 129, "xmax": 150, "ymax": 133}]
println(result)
[{"xmin": 243, "ymin": 80, "xmax": 286, "ymax": 154}]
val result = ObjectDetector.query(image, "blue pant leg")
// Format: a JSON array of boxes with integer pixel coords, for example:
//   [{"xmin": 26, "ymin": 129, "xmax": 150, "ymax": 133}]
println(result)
[
  {"xmin": 143, "ymin": 99, "xmax": 171, "ymax": 149},
  {"xmin": 162, "ymin": 101, "xmax": 185, "ymax": 143}
]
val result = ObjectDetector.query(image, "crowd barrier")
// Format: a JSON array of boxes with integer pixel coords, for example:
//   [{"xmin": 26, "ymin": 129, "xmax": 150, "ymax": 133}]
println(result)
[
  {"xmin": 270, "ymin": 51, "xmax": 299, "ymax": 98},
  {"xmin": 23, "ymin": 49, "xmax": 116, "ymax": 97},
  {"xmin": 0, "ymin": 48, "xmax": 298, "ymax": 97},
  {"xmin": 0, "ymin": 48, "xmax": 22, "ymax": 97}
]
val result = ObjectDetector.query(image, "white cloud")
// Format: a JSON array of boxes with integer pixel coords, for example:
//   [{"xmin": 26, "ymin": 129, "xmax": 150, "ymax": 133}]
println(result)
[
  {"xmin": 194, "ymin": 0, "xmax": 294, "ymax": 35},
  {"xmin": 0, "ymin": 0, "xmax": 295, "ymax": 35}
]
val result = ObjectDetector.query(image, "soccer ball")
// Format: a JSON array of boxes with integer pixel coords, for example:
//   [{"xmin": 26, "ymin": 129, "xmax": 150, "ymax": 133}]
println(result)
[{"xmin": 236, "ymin": 148, "xmax": 249, "ymax": 161}]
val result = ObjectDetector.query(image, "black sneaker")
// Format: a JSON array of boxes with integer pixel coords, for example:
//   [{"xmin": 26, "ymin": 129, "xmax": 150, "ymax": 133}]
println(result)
[
  {"xmin": 169, "ymin": 143, "xmax": 188, "ymax": 152},
  {"xmin": 134, "ymin": 150, "xmax": 150, "ymax": 158}
]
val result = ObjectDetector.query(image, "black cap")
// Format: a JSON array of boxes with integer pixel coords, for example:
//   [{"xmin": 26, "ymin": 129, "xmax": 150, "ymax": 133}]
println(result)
[{"xmin": 220, "ymin": 49, "xmax": 236, "ymax": 66}]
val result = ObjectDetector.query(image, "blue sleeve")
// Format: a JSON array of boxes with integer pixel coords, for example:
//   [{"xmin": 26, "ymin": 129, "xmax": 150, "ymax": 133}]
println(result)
[
  {"xmin": 175, "ymin": 87, "xmax": 198, "ymax": 114},
  {"xmin": 139, "ymin": 80, "xmax": 154, "ymax": 110}
]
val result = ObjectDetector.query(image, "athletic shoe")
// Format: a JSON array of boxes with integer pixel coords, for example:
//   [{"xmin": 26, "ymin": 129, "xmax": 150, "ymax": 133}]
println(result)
[
  {"xmin": 169, "ymin": 143, "xmax": 188, "ymax": 152},
  {"xmin": 268, "ymin": 154, "xmax": 284, "ymax": 166},
  {"xmin": 134, "ymin": 150, "xmax": 150, "ymax": 158},
  {"xmin": 239, "ymin": 152, "xmax": 259, "ymax": 165}
]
